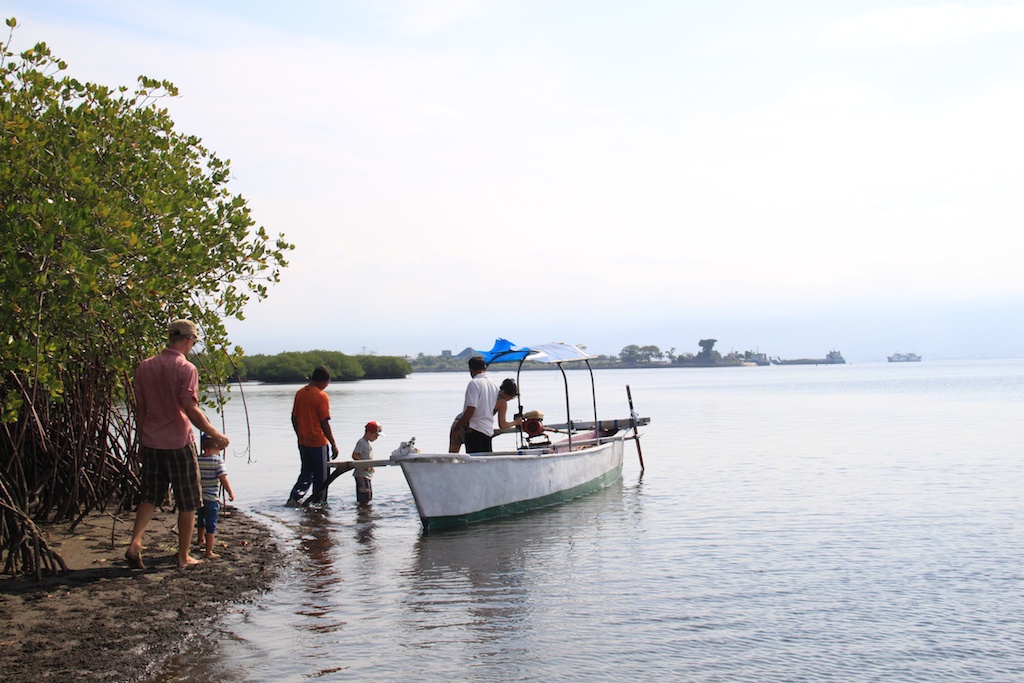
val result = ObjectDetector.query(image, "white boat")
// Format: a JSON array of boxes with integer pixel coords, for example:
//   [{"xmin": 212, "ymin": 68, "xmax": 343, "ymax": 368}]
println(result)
[
  {"xmin": 393, "ymin": 435, "xmax": 626, "ymax": 529},
  {"xmin": 888, "ymin": 352, "xmax": 922, "ymax": 362},
  {"xmin": 395, "ymin": 340, "xmax": 648, "ymax": 530},
  {"xmin": 311, "ymin": 340, "xmax": 649, "ymax": 530}
]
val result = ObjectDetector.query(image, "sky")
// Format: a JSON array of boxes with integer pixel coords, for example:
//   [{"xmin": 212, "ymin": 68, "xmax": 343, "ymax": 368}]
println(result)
[{"xmin": 5, "ymin": 0, "xmax": 1023, "ymax": 360}]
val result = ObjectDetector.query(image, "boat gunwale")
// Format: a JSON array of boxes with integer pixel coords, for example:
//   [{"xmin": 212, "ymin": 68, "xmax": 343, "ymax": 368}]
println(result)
[{"xmin": 391, "ymin": 435, "xmax": 624, "ymax": 464}]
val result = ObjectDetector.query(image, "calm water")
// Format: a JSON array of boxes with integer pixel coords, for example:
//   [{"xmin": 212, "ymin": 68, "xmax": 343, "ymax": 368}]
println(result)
[{"xmin": 164, "ymin": 360, "xmax": 1024, "ymax": 682}]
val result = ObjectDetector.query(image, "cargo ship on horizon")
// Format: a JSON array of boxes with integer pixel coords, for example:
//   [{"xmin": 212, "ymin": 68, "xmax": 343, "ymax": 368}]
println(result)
[{"xmin": 770, "ymin": 350, "xmax": 846, "ymax": 366}]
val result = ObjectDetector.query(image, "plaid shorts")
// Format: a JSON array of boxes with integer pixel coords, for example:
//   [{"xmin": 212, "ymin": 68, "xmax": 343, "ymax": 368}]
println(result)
[{"xmin": 139, "ymin": 442, "xmax": 202, "ymax": 512}]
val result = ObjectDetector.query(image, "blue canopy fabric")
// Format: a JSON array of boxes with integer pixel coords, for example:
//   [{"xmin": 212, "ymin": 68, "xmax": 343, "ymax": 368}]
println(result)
[
  {"xmin": 476, "ymin": 339, "xmax": 594, "ymax": 365},
  {"xmin": 477, "ymin": 339, "xmax": 531, "ymax": 364}
]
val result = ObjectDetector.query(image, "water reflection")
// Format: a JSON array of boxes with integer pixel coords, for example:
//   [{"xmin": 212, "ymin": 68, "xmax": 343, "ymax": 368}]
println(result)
[
  {"xmin": 293, "ymin": 508, "xmax": 343, "ymax": 634},
  {"xmin": 409, "ymin": 522, "xmax": 532, "ymax": 632},
  {"xmin": 354, "ymin": 506, "xmax": 377, "ymax": 548},
  {"xmin": 399, "ymin": 480, "xmax": 635, "ymax": 644}
]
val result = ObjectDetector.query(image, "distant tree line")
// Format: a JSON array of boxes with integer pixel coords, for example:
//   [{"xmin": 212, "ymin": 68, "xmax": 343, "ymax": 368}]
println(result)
[
  {"xmin": 239, "ymin": 340, "xmax": 771, "ymax": 382},
  {"xmin": 236, "ymin": 351, "xmax": 412, "ymax": 382},
  {"xmin": 617, "ymin": 341, "xmax": 768, "ymax": 366},
  {"xmin": 406, "ymin": 342, "xmax": 755, "ymax": 371}
]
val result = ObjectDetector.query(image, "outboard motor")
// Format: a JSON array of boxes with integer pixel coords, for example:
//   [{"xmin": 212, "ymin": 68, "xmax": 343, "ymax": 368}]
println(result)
[{"xmin": 523, "ymin": 410, "xmax": 545, "ymax": 437}]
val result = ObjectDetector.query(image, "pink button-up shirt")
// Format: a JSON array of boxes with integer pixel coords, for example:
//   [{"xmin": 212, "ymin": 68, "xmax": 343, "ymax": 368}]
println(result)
[{"xmin": 134, "ymin": 348, "xmax": 199, "ymax": 450}]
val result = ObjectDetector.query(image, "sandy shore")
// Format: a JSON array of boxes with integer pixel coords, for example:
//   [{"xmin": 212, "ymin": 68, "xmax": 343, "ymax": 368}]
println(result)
[{"xmin": 0, "ymin": 505, "xmax": 282, "ymax": 682}]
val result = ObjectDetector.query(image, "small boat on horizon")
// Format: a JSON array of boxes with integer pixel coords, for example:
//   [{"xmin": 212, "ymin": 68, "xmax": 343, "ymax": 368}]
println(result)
[{"xmin": 888, "ymin": 352, "xmax": 922, "ymax": 362}]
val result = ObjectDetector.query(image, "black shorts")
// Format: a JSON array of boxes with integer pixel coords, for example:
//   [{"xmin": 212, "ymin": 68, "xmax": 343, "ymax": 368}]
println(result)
[{"xmin": 464, "ymin": 428, "xmax": 493, "ymax": 454}]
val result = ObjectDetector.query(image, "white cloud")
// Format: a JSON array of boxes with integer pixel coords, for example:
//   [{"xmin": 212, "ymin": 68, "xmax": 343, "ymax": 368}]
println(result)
[
  {"xmin": 395, "ymin": 0, "xmax": 486, "ymax": 36},
  {"xmin": 834, "ymin": 2, "xmax": 1024, "ymax": 46}
]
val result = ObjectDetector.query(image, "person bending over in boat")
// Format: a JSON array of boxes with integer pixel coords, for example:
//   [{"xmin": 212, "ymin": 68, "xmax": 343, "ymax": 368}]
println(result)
[
  {"xmin": 448, "ymin": 413, "xmax": 466, "ymax": 453},
  {"xmin": 494, "ymin": 378, "xmax": 524, "ymax": 431}
]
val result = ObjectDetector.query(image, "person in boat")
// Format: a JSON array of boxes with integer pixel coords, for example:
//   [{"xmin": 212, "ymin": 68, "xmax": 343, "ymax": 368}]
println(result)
[
  {"xmin": 455, "ymin": 356, "xmax": 499, "ymax": 454},
  {"xmin": 494, "ymin": 378, "xmax": 524, "ymax": 431},
  {"xmin": 286, "ymin": 366, "xmax": 339, "ymax": 507},
  {"xmin": 449, "ymin": 377, "xmax": 522, "ymax": 452},
  {"xmin": 352, "ymin": 421, "xmax": 383, "ymax": 507},
  {"xmin": 448, "ymin": 414, "xmax": 465, "ymax": 453}
]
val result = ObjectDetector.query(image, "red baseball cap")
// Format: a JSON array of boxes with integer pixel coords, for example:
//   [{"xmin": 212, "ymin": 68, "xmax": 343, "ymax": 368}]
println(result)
[{"xmin": 365, "ymin": 421, "xmax": 384, "ymax": 435}]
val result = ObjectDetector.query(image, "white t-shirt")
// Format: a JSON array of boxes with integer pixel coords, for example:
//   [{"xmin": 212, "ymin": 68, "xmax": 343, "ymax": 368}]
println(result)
[
  {"xmin": 352, "ymin": 436, "xmax": 373, "ymax": 479},
  {"xmin": 464, "ymin": 372, "xmax": 499, "ymax": 435}
]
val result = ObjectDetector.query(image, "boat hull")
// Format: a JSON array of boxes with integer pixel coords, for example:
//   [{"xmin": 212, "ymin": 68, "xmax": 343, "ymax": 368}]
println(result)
[
  {"xmin": 770, "ymin": 359, "xmax": 845, "ymax": 365},
  {"xmin": 394, "ymin": 437, "xmax": 625, "ymax": 530},
  {"xmin": 771, "ymin": 350, "xmax": 846, "ymax": 365}
]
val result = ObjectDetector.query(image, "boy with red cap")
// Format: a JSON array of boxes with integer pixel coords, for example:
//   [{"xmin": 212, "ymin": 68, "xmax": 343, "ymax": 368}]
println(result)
[{"xmin": 353, "ymin": 421, "xmax": 383, "ymax": 507}]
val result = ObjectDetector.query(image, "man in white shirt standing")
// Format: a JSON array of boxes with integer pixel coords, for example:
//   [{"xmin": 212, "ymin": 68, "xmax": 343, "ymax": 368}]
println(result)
[{"xmin": 456, "ymin": 355, "xmax": 499, "ymax": 454}]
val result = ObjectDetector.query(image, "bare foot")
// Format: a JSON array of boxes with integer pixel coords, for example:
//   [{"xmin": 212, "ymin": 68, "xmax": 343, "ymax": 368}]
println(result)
[
  {"xmin": 177, "ymin": 555, "xmax": 203, "ymax": 569},
  {"xmin": 205, "ymin": 552, "xmax": 220, "ymax": 560},
  {"xmin": 124, "ymin": 549, "xmax": 145, "ymax": 570}
]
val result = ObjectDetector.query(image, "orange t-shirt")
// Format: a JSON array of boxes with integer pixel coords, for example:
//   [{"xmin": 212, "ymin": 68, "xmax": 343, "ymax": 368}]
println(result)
[{"xmin": 292, "ymin": 385, "xmax": 331, "ymax": 447}]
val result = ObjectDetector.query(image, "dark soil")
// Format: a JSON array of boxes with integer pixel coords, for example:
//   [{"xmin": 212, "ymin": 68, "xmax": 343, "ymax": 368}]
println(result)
[{"xmin": 0, "ymin": 506, "xmax": 283, "ymax": 682}]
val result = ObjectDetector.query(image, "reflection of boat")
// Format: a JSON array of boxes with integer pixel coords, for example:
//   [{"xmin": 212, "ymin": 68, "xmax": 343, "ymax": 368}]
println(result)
[
  {"xmin": 770, "ymin": 350, "xmax": 846, "ymax": 365},
  {"xmin": 392, "ymin": 340, "xmax": 649, "ymax": 531},
  {"xmin": 888, "ymin": 352, "xmax": 921, "ymax": 362}
]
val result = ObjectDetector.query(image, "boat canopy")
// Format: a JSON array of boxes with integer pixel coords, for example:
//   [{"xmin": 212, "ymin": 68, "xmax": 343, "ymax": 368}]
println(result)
[{"xmin": 477, "ymin": 339, "xmax": 594, "ymax": 365}]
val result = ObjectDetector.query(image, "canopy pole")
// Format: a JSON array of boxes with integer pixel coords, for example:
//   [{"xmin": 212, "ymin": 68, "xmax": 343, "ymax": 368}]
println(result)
[
  {"xmin": 515, "ymin": 358, "xmax": 525, "ymax": 449},
  {"xmin": 558, "ymin": 362, "xmax": 571, "ymax": 450},
  {"xmin": 586, "ymin": 359, "xmax": 598, "ymax": 439},
  {"xmin": 627, "ymin": 384, "xmax": 645, "ymax": 471}
]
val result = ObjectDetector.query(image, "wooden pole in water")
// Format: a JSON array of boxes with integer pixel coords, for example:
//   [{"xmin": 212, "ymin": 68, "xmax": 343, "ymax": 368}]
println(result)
[{"xmin": 627, "ymin": 385, "xmax": 645, "ymax": 471}]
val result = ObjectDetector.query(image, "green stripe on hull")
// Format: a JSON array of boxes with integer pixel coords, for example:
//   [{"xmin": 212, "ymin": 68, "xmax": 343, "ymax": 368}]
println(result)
[{"xmin": 421, "ymin": 464, "xmax": 623, "ymax": 531}]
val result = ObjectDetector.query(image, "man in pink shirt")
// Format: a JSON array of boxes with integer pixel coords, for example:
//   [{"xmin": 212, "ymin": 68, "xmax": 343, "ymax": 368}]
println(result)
[{"xmin": 126, "ymin": 319, "xmax": 230, "ymax": 569}]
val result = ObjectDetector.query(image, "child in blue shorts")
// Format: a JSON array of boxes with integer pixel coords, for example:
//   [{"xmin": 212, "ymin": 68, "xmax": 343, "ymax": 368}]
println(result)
[{"xmin": 196, "ymin": 433, "xmax": 235, "ymax": 559}]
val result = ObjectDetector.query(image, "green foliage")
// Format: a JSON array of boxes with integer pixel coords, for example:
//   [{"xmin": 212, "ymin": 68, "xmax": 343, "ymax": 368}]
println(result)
[
  {"xmin": 238, "ymin": 351, "xmax": 367, "ymax": 383},
  {"xmin": 618, "ymin": 345, "xmax": 663, "ymax": 364},
  {"xmin": 0, "ymin": 27, "xmax": 293, "ymax": 402},
  {"xmin": 0, "ymin": 20, "xmax": 293, "ymax": 572},
  {"xmin": 409, "ymin": 352, "xmax": 472, "ymax": 372},
  {"xmin": 354, "ymin": 354, "xmax": 412, "ymax": 379}
]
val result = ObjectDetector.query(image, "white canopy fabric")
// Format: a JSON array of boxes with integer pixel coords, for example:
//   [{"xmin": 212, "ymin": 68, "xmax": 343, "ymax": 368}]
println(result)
[{"xmin": 523, "ymin": 342, "xmax": 594, "ymax": 364}]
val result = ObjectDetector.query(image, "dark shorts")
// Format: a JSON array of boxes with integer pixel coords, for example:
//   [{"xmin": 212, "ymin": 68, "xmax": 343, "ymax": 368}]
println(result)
[
  {"xmin": 464, "ymin": 428, "xmax": 493, "ymax": 454},
  {"xmin": 139, "ymin": 442, "xmax": 202, "ymax": 511},
  {"xmin": 197, "ymin": 499, "xmax": 221, "ymax": 534},
  {"xmin": 355, "ymin": 476, "xmax": 372, "ymax": 504}
]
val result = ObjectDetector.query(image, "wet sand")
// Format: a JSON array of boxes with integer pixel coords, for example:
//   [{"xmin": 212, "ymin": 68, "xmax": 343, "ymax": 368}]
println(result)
[{"xmin": 0, "ymin": 505, "xmax": 282, "ymax": 682}]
